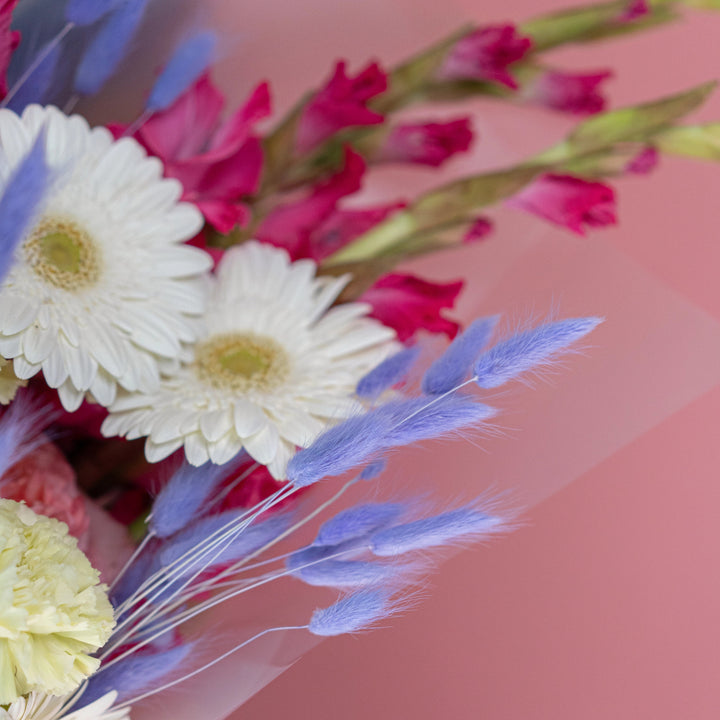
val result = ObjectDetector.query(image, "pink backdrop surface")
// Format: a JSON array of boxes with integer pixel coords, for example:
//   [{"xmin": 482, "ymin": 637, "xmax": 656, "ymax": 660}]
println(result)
[{"xmin": 185, "ymin": 1, "xmax": 720, "ymax": 718}]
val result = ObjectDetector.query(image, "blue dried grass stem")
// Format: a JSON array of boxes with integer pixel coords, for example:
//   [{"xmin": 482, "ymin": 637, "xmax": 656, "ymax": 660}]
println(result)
[
  {"xmin": 65, "ymin": 0, "xmax": 125, "ymax": 26},
  {"xmin": 74, "ymin": 0, "xmax": 149, "ymax": 96},
  {"xmin": 0, "ymin": 129, "xmax": 52, "ymax": 284},
  {"xmin": 146, "ymin": 30, "xmax": 217, "ymax": 112},
  {"xmin": 2, "ymin": 22, "xmax": 74, "ymax": 109},
  {"xmin": 421, "ymin": 315, "xmax": 498, "ymax": 395},
  {"xmin": 474, "ymin": 317, "xmax": 603, "ymax": 388}
]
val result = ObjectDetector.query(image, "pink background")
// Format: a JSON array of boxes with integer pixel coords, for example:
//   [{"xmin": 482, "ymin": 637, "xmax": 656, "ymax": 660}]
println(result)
[{"xmin": 191, "ymin": 1, "xmax": 720, "ymax": 718}]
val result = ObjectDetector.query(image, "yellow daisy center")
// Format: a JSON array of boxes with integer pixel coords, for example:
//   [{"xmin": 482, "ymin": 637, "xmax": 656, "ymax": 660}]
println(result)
[
  {"xmin": 24, "ymin": 217, "xmax": 101, "ymax": 291},
  {"xmin": 194, "ymin": 333, "xmax": 290, "ymax": 392}
]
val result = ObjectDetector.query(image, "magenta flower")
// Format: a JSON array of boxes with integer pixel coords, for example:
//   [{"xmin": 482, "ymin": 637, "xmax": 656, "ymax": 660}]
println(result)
[
  {"xmin": 463, "ymin": 216, "xmax": 494, "ymax": 243},
  {"xmin": 506, "ymin": 174, "xmax": 617, "ymax": 235},
  {"xmin": 308, "ymin": 202, "xmax": 406, "ymax": 261},
  {"xmin": 617, "ymin": 0, "xmax": 650, "ymax": 22},
  {"xmin": 438, "ymin": 24, "xmax": 532, "ymax": 90},
  {"xmin": 625, "ymin": 146, "xmax": 659, "ymax": 175},
  {"xmin": 377, "ymin": 118, "xmax": 474, "ymax": 167},
  {"xmin": 256, "ymin": 147, "xmax": 367, "ymax": 259},
  {"xmin": 0, "ymin": 0, "xmax": 19, "ymax": 100},
  {"xmin": 112, "ymin": 73, "xmax": 271, "ymax": 233},
  {"xmin": 296, "ymin": 61, "xmax": 388, "ymax": 154},
  {"xmin": 528, "ymin": 69, "xmax": 612, "ymax": 115},
  {"xmin": 361, "ymin": 273, "xmax": 464, "ymax": 342}
]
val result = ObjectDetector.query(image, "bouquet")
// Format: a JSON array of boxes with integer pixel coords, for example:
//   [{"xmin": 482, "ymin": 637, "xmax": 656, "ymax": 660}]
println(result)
[{"xmin": 1, "ymin": 0, "xmax": 719, "ymax": 717}]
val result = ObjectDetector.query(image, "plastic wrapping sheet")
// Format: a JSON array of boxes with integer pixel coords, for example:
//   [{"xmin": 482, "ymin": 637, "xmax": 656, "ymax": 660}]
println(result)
[
  {"xmin": 8, "ymin": 1, "xmax": 720, "ymax": 716},
  {"xmin": 131, "ymin": 228, "xmax": 720, "ymax": 720}
]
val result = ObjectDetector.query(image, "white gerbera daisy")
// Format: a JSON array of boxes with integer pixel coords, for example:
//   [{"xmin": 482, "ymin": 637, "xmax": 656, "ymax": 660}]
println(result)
[
  {"xmin": 0, "ymin": 105, "xmax": 211, "ymax": 411},
  {"xmin": 102, "ymin": 241, "xmax": 396, "ymax": 478},
  {"xmin": 1, "ymin": 691, "xmax": 129, "ymax": 720}
]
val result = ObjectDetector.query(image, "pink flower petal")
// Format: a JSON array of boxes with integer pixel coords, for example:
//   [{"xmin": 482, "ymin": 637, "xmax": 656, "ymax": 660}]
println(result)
[
  {"xmin": 296, "ymin": 60, "xmax": 387, "ymax": 153},
  {"xmin": 361, "ymin": 273, "xmax": 464, "ymax": 342}
]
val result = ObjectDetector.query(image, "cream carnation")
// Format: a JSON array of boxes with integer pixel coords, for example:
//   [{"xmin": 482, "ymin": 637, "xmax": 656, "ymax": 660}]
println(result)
[
  {"xmin": 103, "ymin": 241, "xmax": 397, "ymax": 478},
  {"xmin": 1, "ymin": 691, "xmax": 129, "ymax": 720},
  {"xmin": 0, "ymin": 500, "xmax": 115, "ymax": 704},
  {"xmin": 0, "ymin": 105, "xmax": 211, "ymax": 412}
]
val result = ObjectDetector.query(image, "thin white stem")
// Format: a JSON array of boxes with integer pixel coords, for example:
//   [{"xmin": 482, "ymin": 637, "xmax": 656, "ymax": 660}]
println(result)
[
  {"xmin": 115, "ymin": 485, "xmax": 290, "ymax": 617},
  {"xmin": 132, "ymin": 547, "xmax": 300, "ymax": 621},
  {"xmin": 104, "ymin": 485, "xmax": 299, "ymax": 658},
  {"xmin": 114, "ymin": 626, "xmax": 308, "ymax": 709},
  {"xmin": 2, "ymin": 22, "xmax": 75, "ymax": 108},
  {"xmin": 212, "ymin": 474, "xmax": 358, "ymax": 579},
  {"xmin": 210, "ymin": 461, "xmax": 261, "ymax": 509},
  {"xmin": 63, "ymin": 94, "xmax": 80, "ymax": 114},
  {"xmin": 122, "ymin": 109, "xmax": 152, "ymax": 137},
  {"xmin": 58, "ymin": 680, "xmax": 88, "ymax": 715},
  {"xmin": 398, "ymin": 376, "xmax": 477, "ymax": 427},
  {"xmin": 108, "ymin": 543, "xmax": 364, "ymax": 655},
  {"xmin": 110, "ymin": 531, "xmax": 155, "ymax": 592}
]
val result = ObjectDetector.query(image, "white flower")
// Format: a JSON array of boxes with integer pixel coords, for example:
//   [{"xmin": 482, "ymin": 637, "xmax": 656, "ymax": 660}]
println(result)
[
  {"xmin": 1, "ymin": 691, "xmax": 129, "ymax": 720},
  {"xmin": 0, "ymin": 499, "xmax": 115, "ymax": 704},
  {"xmin": 0, "ymin": 105, "xmax": 211, "ymax": 411},
  {"xmin": 102, "ymin": 241, "xmax": 396, "ymax": 478}
]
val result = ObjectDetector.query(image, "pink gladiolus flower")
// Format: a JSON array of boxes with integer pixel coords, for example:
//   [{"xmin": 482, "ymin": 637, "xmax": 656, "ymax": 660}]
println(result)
[
  {"xmin": 361, "ymin": 273, "xmax": 464, "ymax": 342},
  {"xmin": 256, "ymin": 147, "xmax": 367, "ymax": 259},
  {"xmin": 506, "ymin": 173, "xmax": 617, "ymax": 236},
  {"xmin": 295, "ymin": 60, "xmax": 387, "ymax": 153},
  {"xmin": 528, "ymin": 70, "xmax": 612, "ymax": 115},
  {"xmin": 308, "ymin": 202, "xmax": 406, "ymax": 261},
  {"xmin": 377, "ymin": 118, "xmax": 474, "ymax": 167},
  {"xmin": 625, "ymin": 146, "xmax": 659, "ymax": 174},
  {"xmin": 0, "ymin": 441, "xmax": 90, "ymax": 549},
  {"xmin": 0, "ymin": 0, "xmax": 19, "ymax": 100},
  {"xmin": 438, "ymin": 24, "xmax": 532, "ymax": 90},
  {"xmin": 463, "ymin": 216, "xmax": 494, "ymax": 243},
  {"xmin": 112, "ymin": 73, "xmax": 271, "ymax": 233},
  {"xmin": 617, "ymin": 0, "xmax": 650, "ymax": 22}
]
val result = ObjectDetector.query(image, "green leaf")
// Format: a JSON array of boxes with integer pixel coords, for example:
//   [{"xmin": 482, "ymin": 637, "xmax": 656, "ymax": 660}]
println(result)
[{"xmin": 655, "ymin": 123, "xmax": 720, "ymax": 160}]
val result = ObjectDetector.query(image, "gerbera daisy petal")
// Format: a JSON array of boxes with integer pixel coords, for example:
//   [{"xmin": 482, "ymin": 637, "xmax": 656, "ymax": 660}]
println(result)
[
  {"xmin": 0, "ymin": 105, "xmax": 210, "ymax": 410},
  {"xmin": 243, "ymin": 423, "xmax": 280, "ymax": 465},
  {"xmin": 233, "ymin": 399, "xmax": 266, "ymax": 436},
  {"xmin": 41, "ymin": 346, "xmax": 68, "ymax": 388},
  {"xmin": 184, "ymin": 431, "xmax": 211, "ymax": 466},
  {"xmin": 105, "ymin": 242, "xmax": 397, "ymax": 478},
  {"xmin": 57, "ymin": 383, "xmax": 85, "ymax": 412},
  {"xmin": 1, "ymin": 295, "xmax": 40, "ymax": 335}
]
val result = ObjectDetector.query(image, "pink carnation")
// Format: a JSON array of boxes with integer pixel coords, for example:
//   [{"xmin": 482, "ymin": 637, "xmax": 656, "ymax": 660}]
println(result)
[
  {"xmin": 438, "ymin": 24, "xmax": 532, "ymax": 90},
  {"xmin": 361, "ymin": 273, "xmax": 464, "ymax": 342},
  {"xmin": 296, "ymin": 61, "xmax": 387, "ymax": 154},
  {"xmin": 0, "ymin": 0, "xmax": 19, "ymax": 100},
  {"xmin": 112, "ymin": 74, "xmax": 271, "ymax": 233},
  {"xmin": 0, "ymin": 442, "xmax": 90, "ymax": 549},
  {"xmin": 528, "ymin": 70, "xmax": 612, "ymax": 115},
  {"xmin": 377, "ymin": 118, "xmax": 474, "ymax": 167},
  {"xmin": 507, "ymin": 173, "xmax": 617, "ymax": 236}
]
